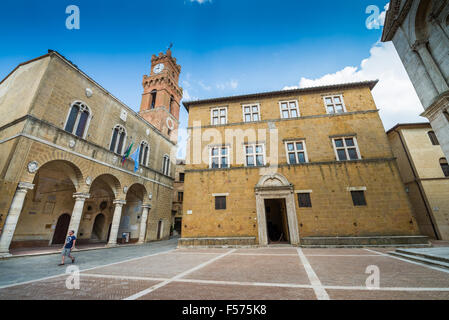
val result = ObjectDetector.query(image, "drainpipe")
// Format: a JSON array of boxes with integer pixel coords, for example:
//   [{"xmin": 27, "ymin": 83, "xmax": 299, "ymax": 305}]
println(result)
[{"xmin": 395, "ymin": 129, "xmax": 440, "ymax": 240}]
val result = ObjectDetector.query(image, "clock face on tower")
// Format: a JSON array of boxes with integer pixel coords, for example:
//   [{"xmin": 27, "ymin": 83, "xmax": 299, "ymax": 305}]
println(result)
[{"xmin": 153, "ymin": 63, "xmax": 165, "ymax": 74}]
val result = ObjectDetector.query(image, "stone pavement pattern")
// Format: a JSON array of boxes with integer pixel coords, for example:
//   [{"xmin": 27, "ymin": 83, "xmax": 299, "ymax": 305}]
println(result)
[{"xmin": 1, "ymin": 240, "xmax": 449, "ymax": 300}]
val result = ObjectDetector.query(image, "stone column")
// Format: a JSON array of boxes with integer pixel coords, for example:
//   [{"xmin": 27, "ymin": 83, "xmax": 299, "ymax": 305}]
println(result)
[
  {"xmin": 107, "ymin": 200, "xmax": 126, "ymax": 247},
  {"xmin": 0, "ymin": 182, "xmax": 34, "ymax": 257},
  {"xmin": 67, "ymin": 193, "xmax": 90, "ymax": 237},
  {"xmin": 412, "ymin": 40, "xmax": 449, "ymax": 94},
  {"xmin": 138, "ymin": 204, "xmax": 151, "ymax": 244}
]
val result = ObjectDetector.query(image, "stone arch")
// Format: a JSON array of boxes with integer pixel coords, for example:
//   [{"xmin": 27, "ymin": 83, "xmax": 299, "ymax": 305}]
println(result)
[
  {"xmin": 415, "ymin": 0, "xmax": 432, "ymax": 41},
  {"xmin": 126, "ymin": 183, "xmax": 148, "ymax": 200},
  {"xmin": 89, "ymin": 174, "xmax": 121, "ymax": 198},
  {"xmin": 33, "ymin": 160, "xmax": 83, "ymax": 191},
  {"xmin": 256, "ymin": 173, "xmax": 292, "ymax": 189}
]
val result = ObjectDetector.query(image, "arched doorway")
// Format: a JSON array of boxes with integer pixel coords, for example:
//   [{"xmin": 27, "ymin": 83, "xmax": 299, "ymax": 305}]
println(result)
[
  {"xmin": 52, "ymin": 214, "xmax": 71, "ymax": 245},
  {"xmin": 91, "ymin": 213, "xmax": 105, "ymax": 242},
  {"xmin": 121, "ymin": 184, "xmax": 147, "ymax": 243},
  {"xmin": 255, "ymin": 173, "xmax": 300, "ymax": 246}
]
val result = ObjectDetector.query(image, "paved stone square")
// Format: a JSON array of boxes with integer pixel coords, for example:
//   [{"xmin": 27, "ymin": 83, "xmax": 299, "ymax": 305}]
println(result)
[{"xmin": 0, "ymin": 240, "xmax": 449, "ymax": 300}]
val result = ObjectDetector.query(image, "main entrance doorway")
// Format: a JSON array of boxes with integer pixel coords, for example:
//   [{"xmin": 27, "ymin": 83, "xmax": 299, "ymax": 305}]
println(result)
[{"xmin": 264, "ymin": 199, "xmax": 290, "ymax": 244}]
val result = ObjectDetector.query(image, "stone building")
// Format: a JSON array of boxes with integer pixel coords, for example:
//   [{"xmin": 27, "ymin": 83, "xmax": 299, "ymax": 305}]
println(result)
[
  {"xmin": 0, "ymin": 49, "xmax": 182, "ymax": 256},
  {"xmin": 180, "ymin": 81, "xmax": 427, "ymax": 247},
  {"xmin": 387, "ymin": 123, "xmax": 449, "ymax": 240},
  {"xmin": 382, "ymin": 0, "xmax": 449, "ymax": 161},
  {"xmin": 172, "ymin": 159, "xmax": 185, "ymax": 235}
]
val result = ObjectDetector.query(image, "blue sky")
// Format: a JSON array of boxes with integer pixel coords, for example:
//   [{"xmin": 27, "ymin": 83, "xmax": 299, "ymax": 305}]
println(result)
[{"xmin": 1, "ymin": 0, "xmax": 424, "ymax": 158}]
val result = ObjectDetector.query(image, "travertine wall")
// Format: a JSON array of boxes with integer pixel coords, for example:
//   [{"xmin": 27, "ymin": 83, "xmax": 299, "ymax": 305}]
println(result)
[{"xmin": 182, "ymin": 83, "xmax": 419, "ymax": 241}]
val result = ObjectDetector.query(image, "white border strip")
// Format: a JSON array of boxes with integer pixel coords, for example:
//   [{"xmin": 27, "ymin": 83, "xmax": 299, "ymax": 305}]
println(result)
[
  {"xmin": 123, "ymin": 249, "xmax": 236, "ymax": 300},
  {"xmin": 297, "ymin": 248, "xmax": 330, "ymax": 300}
]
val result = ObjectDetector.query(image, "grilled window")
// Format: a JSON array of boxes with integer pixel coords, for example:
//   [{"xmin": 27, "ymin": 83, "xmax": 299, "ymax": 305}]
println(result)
[
  {"xmin": 215, "ymin": 196, "xmax": 226, "ymax": 210},
  {"xmin": 297, "ymin": 193, "xmax": 312, "ymax": 208}
]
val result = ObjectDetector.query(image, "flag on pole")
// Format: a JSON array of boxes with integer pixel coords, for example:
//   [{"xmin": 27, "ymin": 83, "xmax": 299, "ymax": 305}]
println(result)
[
  {"xmin": 121, "ymin": 142, "xmax": 134, "ymax": 165},
  {"xmin": 129, "ymin": 146, "xmax": 141, "ymax": 173}
]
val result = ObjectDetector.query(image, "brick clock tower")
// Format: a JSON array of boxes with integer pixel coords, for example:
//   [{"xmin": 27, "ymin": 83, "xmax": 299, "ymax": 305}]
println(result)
[{"xmin": 139, "ymin": 48, "xmax": 182, "ymax": 143}]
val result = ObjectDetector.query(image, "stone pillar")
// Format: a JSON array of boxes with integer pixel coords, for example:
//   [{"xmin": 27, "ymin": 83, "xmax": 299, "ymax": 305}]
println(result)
[
  {"xmin": 108, "ymin": 200, "xmax": 126, "ymax": 247},
  {"xmin": 138, "ymin": 204, "xmax": 151, "ymax": 244},
  {"xmin": 0, "ymin": 182, "xmax": 34, "ymax": 257},
  {"xmin": 67, "ymin": 193, "xmax": 90, "ymax": 237},
  {"xmin": 412, "ymin": 40, "xmax": 449, "ymax": 94}
]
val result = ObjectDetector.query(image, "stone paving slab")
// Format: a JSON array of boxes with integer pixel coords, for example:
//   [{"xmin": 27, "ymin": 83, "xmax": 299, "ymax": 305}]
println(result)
[
  {"xmin": 0, "ymin": 275, "xmax": 160, "ymax": 300},
  {"xmin": 137, "ymin": 282, "xmax": 317, "ymax": 300},
  {"xmin": 84, "ymin": 251, "xmax": 221, "ymax": 278},
  {"xmin": 327, "ymin": 289, "xmax": 449, "ymax": 300},
  {"xmin": 307, "ymin": 255, "xmax": 449, "ymax": 288},
  {"xmin": 184, "ymin": 254, "xmax": 310, "ymax": 285}
]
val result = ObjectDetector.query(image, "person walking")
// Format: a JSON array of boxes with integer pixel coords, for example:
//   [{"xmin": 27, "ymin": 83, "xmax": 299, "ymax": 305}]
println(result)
[{"xmin": 59, "ymin": 230, "xmax": 76, "ymax": 266}]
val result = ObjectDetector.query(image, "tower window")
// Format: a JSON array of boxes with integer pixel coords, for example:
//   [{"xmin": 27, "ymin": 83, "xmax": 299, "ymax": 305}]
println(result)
[
  {"xmin": 440, "ymin": 158, "xmax": 449, "ymax": 177},
  {"xmin": 169, "ymin": 96, "xmax": 174, "ymax": 114},
  {"xmin": 110, "ymin": 125, "xmax": 127, "ymax": 155},
  {"xmin": 428, "ymin": 131, "xmax": 439, "ymax": 145},
  {"xmin": 64, "ymin": 101, "xmax": 91, "ymax": 138},
  {"xmin": 139, "ymin": 141, "xmax": 150, "ymax": 166},
  {"xmin": 150, "ymin": 90, "xmax": 157, "ymax": 109}
]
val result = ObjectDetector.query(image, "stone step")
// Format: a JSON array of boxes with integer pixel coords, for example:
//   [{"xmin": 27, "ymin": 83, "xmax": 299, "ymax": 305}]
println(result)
[
  {"xmin": 395, "ymin": 249, "xmax": 449, "ymax": 264},
  {"xmin": 388, "ymin": 251, "xmax": 449, "ymax": 270}
]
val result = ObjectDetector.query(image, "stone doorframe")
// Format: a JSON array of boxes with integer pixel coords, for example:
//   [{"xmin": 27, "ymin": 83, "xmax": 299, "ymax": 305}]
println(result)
[{"xmin": 255, "ymin": 173, "xmax": 300, "ymax": 246}]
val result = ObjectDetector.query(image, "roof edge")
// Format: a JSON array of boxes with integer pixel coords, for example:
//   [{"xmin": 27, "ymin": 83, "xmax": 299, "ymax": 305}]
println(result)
[
  {"xmin": 183, "ymin": 80, "xmax": 379, "ymax": 110},
  {"xmin": 386, "ymin": 122, "xmax": 431, "ymax": 134}
]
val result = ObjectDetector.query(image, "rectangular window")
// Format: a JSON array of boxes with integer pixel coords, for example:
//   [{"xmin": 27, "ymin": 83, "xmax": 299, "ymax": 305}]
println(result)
[
  {"xmin": 211, "ymin": 107, "xmax": 227, "ymax": 125},
  {"xmin": 285, "ymin": 141, "xmax": 308, "ymax": 164},
  {"xmin": 210, "ymin": 147, "xmax": 229, "ymax": 169},
  {"xmin": 242, "ymin": 104, "xmax": 260, "ymax": 122},
  {"xmin": 297, "ymin": 193, "xmax": 312, "ymax": 208},
  {"xmin": 245, "ymin": 144, "xmax": 265, "ymax": 167},
  {"xmin": 178, "ymin": 192, "xmax": 184, "ymax": 202},
  {"xmin": 351, "ymin": 191, "xmax": 367, "ymax": 206},
  {"xmin": 333, "ymin": 137, "xmax": 360, "ymax": 161},
  {"xmin": 215, "ymin": 196, "xmax": 226, "ymax": 210},
  {"xmin": 179, "ymin": 173, "xmax": 185, "ymax": 182},
  {"xmin": 279, "ymin": 100, "xmax": 299, "ymax": 119},
  {"xmin": 324, "ymin": 95, "xmax": 346, "ymax": 114}
]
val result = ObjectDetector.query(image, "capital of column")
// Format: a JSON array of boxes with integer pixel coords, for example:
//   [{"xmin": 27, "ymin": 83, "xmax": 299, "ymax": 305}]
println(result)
[
  {"xmin": 73, "ymin": 193, "xmax": 90, "ymax": 201},
  {"xmin": 142, "ymin": 204, "xmax": 152, "ymax": 209},
  {"xmin": 113, "ymin": 199, "xmax": 127, "ymax": 207},
  {"xmin": 411, "ymin": 40, "xmax": 429, "ymax": 52},
  {"xmin": 17, "ymin": 182, "xmax": 34, "ymax": 193}
]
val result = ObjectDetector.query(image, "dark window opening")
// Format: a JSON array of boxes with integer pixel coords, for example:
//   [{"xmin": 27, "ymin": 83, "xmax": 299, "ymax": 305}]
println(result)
[
  {"xmin": 150, "ymin": 90, "xmax": 157, "ymax": 109},
  {"xmin": 297, "ymin": 193, "xmax": 312, "ymax": 208},
  {"xmin": 215, "ymin": 196, "xmax": 226, "ymax": 210},
  {"xmin": 428, "ymin": 131, "xmax": 440, "ymax": 145},
  {"xmin": 440, "ymin": 158, "xmax": 449, "ymax": 177},
  {"xmin": 178, "ymin": 192, "xmax": 184, "ymax": 202},
  {"xmin": 179, "ymin": 173, "xmax": 185, "ymax": 182},
  {"xmin": 351, "ymin": 191, "xmax": 367, "ymax": 206}
]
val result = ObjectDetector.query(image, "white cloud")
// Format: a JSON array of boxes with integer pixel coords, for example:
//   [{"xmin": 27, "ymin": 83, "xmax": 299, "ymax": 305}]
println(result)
[
  {"xmin": 216, "ymin": 79, "xmax": 239, "ymax": 90},
  {"xmin": 198, "ymin": 80, "xmax": 211, "ymax": 91},
  {"xmin": 189, "ymin": 0, "xmax": 212, "ymax": 4},
  {"xmin": 284, "ymin": 41, "xmax": 427, "ymax": 130}
]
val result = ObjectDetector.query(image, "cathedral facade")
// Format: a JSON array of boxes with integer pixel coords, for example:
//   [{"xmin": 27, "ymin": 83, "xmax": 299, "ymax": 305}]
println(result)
[{"xmin": 0, "ymin": 49, "xmax": 182, "ymax": 256}]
